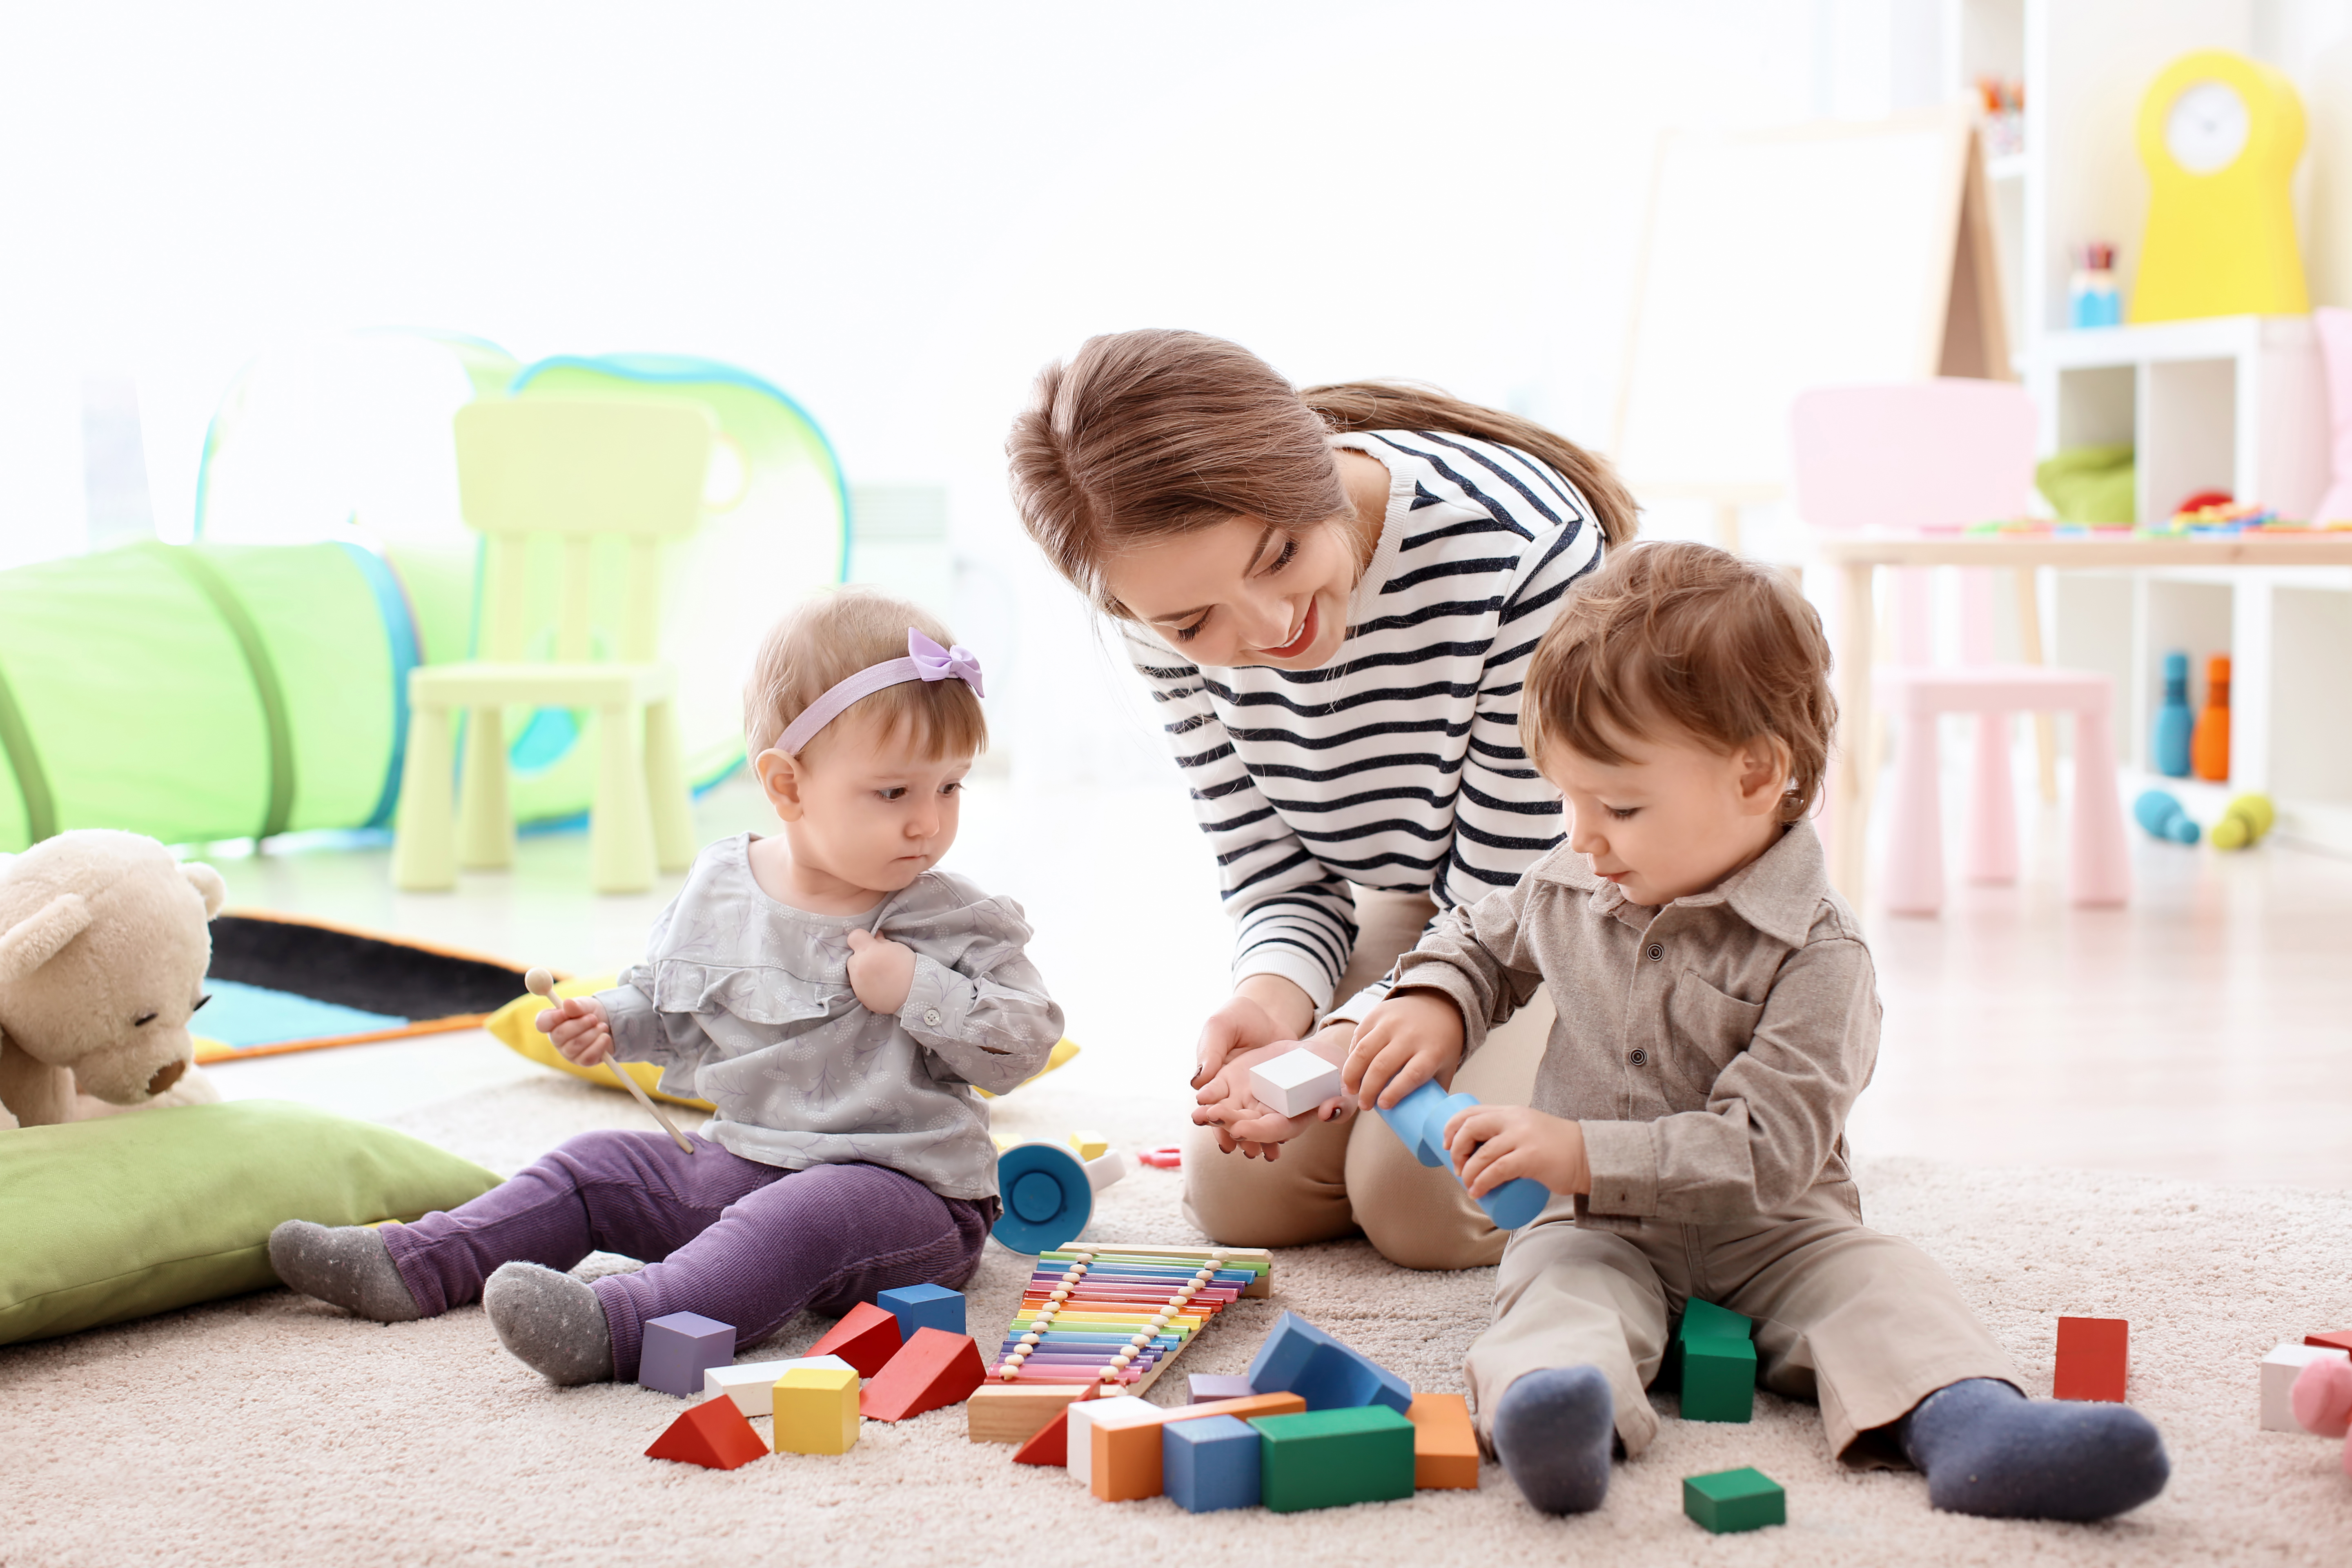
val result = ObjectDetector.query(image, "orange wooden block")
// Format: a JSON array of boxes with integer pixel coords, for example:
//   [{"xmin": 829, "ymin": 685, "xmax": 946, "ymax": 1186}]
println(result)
[
  {"xmin": 2053, "ymin": 1316, "xmax": 2128, "ymax": 1403},
  {"xmin": 1091, "ymin": 1391, "xmax": 1310, "ymax": 1501},
  {"xmin": 808, "ymin": 1301, "xmax": 902, "ymax": 1377},
  {"xmin": 861, "ymin": 1327, "xmax": 985, "ymax": 1421},
  {"xmin": 645, "ymin": 1396, "xmax": 768, "ymax": 1470},
  {"xmin": 1407, "ymin": 1392, "xmax": 1479, "ymax": 1489}
]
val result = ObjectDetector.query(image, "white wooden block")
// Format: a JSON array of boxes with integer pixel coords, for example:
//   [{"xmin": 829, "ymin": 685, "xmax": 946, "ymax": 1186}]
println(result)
[
  {"xmin": 1247, "ymin": 1047, "xmax": 1343, "ymax": 1118},
  {"xmin": 703, "ymin": 1354, "xmax": 855, "ymax": 1416},
  {"xmin": 2261, "ymin": 1342, "xmax": 2348, "ymax": 1432},
  {"xmin": 1064, "ymin": 1394, "xmax": 1154, "ymax": 1487}
]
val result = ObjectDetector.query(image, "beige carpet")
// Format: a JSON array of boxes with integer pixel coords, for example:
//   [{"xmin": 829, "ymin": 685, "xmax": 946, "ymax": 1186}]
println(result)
[{"xmin": 5, "ymin": 1062, "xmax": 2350, "ymax": 1568}]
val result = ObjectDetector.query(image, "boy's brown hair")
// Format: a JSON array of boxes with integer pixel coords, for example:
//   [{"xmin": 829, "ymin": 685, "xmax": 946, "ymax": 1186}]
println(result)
[
  {"xmin": 742, "ymin": 587, "xmax": 987, "ymax": 764},
  {"xmin": 1522, "ymin": 542, "xmax": 1835, "ymax": 823}
]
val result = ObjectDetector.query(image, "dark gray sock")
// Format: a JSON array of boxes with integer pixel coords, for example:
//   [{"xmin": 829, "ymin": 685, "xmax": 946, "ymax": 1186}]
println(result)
[
  {"xmin": 1492, "ymin": 1365, "xmax": 1615, "ymax": 1515},
  {"xmin": 1898, "ymin": 1377, "xmax": 2169, "ymax": 1521},
  {"xmin": 268, "ymin": 1220, "xmax": 422, "ymax": 1323},
  {"xmin": 483, "ymin": 1261, "xmax": 614, "ymax": 1385}
]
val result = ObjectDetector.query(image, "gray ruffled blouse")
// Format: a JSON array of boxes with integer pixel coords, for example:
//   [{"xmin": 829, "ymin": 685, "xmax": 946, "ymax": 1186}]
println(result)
[{"xmin": 598, "ymin": 833, "xmax": 1064, "ymax": 1200}]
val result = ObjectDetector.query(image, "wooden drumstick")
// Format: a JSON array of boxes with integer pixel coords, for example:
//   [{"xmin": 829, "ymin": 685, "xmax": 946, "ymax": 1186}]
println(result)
[{"xmin": 526, "ymin": 966, "xmax": 694, "ymax": 1154}]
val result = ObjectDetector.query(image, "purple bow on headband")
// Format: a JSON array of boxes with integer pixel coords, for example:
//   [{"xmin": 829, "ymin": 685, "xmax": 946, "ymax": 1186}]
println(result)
[{"xmin": 775, "ymin": 628, "xmax": 987, "ymax": 755}]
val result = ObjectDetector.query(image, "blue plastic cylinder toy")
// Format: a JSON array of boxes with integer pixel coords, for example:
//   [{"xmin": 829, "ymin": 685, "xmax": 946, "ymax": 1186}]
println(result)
[
  {"xmin": 2152, "ymin": 650, "xmax": 2194, "ymax": 778},
  {"xmin": 2133, "ymin": 787, "xmax": 2198, "ymax": 844},
  {"xmin": 1375, "ymin": 1078, "xmax": 1550, "ymax": 1230}
]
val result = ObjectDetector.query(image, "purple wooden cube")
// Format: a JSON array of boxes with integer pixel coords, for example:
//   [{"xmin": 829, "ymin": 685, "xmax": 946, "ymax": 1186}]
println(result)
[
  {"xmin": 640, "ymin": 1311, "xmax": 736, "ymax": 1397},
  {"xmin": 1189, "ymin": 1373, "xmax": 1257, "ymax": 1404}
]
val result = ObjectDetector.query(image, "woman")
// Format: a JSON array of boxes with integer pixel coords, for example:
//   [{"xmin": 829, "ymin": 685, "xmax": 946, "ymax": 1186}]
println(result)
[{"xmin": 1007, "ymin": 329, "xmax": 1636, "ymax": 1269}]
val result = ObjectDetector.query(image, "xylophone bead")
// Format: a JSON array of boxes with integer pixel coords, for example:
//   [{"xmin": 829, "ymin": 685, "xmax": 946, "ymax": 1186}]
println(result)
[
  {"xmin": 1050, "ymin": 1288, "xmax": 1070, "ymax": 1301},
  {"xmin": 1020, "ymin": 1333, "xmax": 1041, "ymax": 1346},
  {"xmin": 1129, "ymin": 1332, "xmax": 1154, "ymax": 1347}
]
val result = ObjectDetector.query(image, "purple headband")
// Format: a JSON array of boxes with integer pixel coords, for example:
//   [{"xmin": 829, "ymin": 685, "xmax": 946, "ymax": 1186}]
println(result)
[{"xmin": 774, "ymin": 629, "xmax": 985, "ymax": 755}]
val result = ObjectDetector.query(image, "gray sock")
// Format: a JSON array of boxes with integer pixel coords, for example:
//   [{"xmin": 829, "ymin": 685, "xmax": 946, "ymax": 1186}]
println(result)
[
  {"xmin": 1899, "ymin": 1377, "xmax": 2169, "ymax": 1521},
  {"xmin": 268, "ymin": 1220, "xmax": 422, "ymax": 1323},
  {"xmin": 483, "ymin": 1261, "xmax": 614, "ymax": 1385},
  {"xmin": 1492, "ymin": 1365, "xmax": 1615, "ymax": 1514}
]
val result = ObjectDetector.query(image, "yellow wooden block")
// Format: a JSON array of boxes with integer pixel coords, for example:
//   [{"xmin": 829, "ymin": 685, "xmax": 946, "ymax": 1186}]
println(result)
[
  {"xmin": 1068, "ymin": 1129, "xmax": 1109, "ymax": 1161},
  {"xmin": 773, "ymin": 1366, "xmax": 860, "ymax": 1455}
]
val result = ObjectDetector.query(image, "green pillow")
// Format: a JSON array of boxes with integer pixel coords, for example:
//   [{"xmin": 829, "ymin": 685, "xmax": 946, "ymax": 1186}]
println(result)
[{"xmin": 0, "ymin": 1099, "xmax": 499, "ymax": 1345}]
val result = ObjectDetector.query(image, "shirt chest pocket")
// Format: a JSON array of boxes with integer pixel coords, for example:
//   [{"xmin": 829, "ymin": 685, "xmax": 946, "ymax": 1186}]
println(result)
[{"xmin": 1666, "ymin": 970, "xmax": 1766, "ymax": 1077}]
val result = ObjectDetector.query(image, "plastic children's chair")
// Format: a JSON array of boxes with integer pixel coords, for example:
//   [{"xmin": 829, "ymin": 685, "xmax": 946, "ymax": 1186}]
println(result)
[
  {"xmin": 1792, "ymin": 381, "xmax": 2129, "ymax": 913},
  {"xmin": 391, "ymin": 399, "xmax": 715, "ymax": 894}
]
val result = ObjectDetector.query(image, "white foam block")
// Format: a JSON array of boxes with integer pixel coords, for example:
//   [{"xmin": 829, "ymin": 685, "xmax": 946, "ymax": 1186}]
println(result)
[
  {"xmin": 1247, "ymin": 1047, "xmax": 1343, "ymax": 1119},
  {"xmin": 1064, "ymin": 1394, "xmax": 1155, "ymax": 1487},
  {"xmin": 704, "ymin": 1354, "xmax": 856, "ymax": 1417},
  {"xmin": 2261, "ymin": 1342, "xmax": 2348, "ymax": 1432}
]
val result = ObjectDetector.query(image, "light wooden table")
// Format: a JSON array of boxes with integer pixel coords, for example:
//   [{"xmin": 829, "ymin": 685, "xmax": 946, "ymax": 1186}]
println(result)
[{"xmin": 1815, "ymin": 532, "xmax": 2352, "ymax": 902}]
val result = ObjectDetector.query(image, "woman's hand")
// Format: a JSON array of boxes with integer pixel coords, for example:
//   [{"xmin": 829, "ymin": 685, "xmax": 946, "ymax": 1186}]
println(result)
[
  {"xmin": 537, "ymin": 996, "xmax": 616, "ymax": 1067},
  {"xmin": 1342, "ymin": 989, "xmax": 1466, "ymax": 1111},
  {"xmin": 1192, "ymin": 1024, "xmax": 1357, "ymax": 1160},
  {"xmin": 1443, "ymin": 1104, "xmax": 1590, "ymax": 1200},
  {"xmin": 846, "ymin": 929, "xmax": 918, "ymax": 1015},
  {"xmin": 1191, "ymin": 975, "xmax": 1317, "ymax": 1090}
]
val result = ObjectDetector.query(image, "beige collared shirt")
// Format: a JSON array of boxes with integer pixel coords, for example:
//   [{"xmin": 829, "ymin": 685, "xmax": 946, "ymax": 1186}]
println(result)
[{"xmin": 1343, "ymin": 819, "xmax": 1878, "ymax": 1227}]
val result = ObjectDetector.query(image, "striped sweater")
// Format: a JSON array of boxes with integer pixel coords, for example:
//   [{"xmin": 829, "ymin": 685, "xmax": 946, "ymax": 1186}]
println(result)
[{"xmin": 1125, "ymin": 429, "xmax": 1607, "ymax": 1016}]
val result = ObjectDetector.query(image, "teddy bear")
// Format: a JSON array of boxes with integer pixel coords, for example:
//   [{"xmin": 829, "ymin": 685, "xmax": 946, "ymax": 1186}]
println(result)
[{"xmin": 0, "ymin": 829, "xmax": 228, "ymax": 1131}]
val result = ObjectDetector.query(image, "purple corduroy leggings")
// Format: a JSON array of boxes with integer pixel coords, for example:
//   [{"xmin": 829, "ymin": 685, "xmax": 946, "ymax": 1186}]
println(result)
[{"xmin": 380, "ymin": 1129, "xmax": 995, "ymax": 1380}]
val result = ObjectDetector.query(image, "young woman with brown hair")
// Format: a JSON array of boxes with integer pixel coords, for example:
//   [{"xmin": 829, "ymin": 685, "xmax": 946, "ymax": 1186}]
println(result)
[{"xmin": 1007, "ymin": 328, "xmax": 1637, "ymax": 1269}]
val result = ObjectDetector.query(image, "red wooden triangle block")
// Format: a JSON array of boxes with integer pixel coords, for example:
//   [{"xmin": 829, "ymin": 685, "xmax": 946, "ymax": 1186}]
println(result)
[
  {"xmin": 1012, "ymin": 1406, "xmax": 1069, "ymax": 1466},
  {"xmin": 2306, "ymin": 1330, "xmax": 2352, "ymax": 1356},
  {"xmin": 809, "ymin": 1301, "xmax": 903, "ymax": 1377},
  {"xmin": 860, "ymin": 1327, "xmax": 984, "ymax": 1422},
  {"xmin": 645, "ymin": 1396, "xmax": 768, "ymax": 1470}
]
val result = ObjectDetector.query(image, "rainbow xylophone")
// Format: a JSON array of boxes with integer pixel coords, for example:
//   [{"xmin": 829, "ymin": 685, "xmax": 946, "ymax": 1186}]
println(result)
[{"xmin": 991, "ymin": 1244, "xmax": 1273, "ymax": 1396}]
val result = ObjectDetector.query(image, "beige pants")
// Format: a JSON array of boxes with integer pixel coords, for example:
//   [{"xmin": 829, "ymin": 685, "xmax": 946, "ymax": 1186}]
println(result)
[
  {"xmin": 1179, "ymin": 888, "xmax": 1554, "ymax": 1271},
  {"xmin": 1465, "ymin": 1183, "xmax": 2021, "ymax": 1463}
]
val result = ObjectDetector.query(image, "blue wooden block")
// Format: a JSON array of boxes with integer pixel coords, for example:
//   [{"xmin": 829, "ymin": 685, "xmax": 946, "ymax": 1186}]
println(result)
[
  {"xmin": 1245, "ymin": 1311, "xmax": 1412, "ymax": 1414},
  {"xmin": 1374, "ymin": 1078, "xmax": 1549, "ymax": 1230},
  {"xmin": 1164, "ymin": 1414, "xmax": 1261, "ymax": 1512},
  {"xmin": 875, "ymin": 1283, "xmax": 964, "ymax": 1341},
  {"xmin": 639, "ymin": 1311, "xmax": 736, "ymax": 1398},
  {"xmin": 1189, "ymin": 1373, "xmax": 1257, "ymax": 1404}
]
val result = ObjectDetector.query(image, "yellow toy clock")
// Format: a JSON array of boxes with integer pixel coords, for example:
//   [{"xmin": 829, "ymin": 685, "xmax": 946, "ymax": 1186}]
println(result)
[{"xmin": 2130, "ymin": 49, "xmax": 2310, "ymax": 323}]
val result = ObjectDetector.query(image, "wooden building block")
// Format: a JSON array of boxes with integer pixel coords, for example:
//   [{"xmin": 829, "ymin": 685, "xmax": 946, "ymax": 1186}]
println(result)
[
  {"xmin": 1164, "ymin": 1414, "xmax": 1261, "ymax": 1512},
  {"xmin": 875, "ymin": 1283, "xmax": 965, "ymax": 1341},
  {"xmin": 808, "ymin": 1301, "xmax": 903, "ymax": 1377},
  {"xmin": 1247, "ymin": 1047, "xmax": 1343, "ymax": 1118},
  {"xmin": 639, "ymin": 1311, "xmax": 737, "ymax": 1399},
  {"xmin": 967, "ymin": 1382, "xmax": 1088, "ymax": 1443},
  {"xmin": 1068, "ymin": 1129, "xmax": 1110, "ymax": 1160},
  {"xmin": 2305, "ymin": 1330, "xmax": 2352, "ymax": 1356},
  {"xmin": 1246, "ymin": 1311, "xmax": 1413, "ymax": 1414},
  {"xmin": 2263, "ymin": 1343, "xmax": 2350, "ymax": 1432},
  {"xmin": 704, "ymin": 1355, "xmax": 853, "ymax": 1417},
  {"xmin": 645, "ymin": 1395, "xmax": 768, "ymax": 1470},
  {"xmin": 1683, "ymin": 1466, "xmax": 1784, "ymax": 1533},
  {"xmin": 1065, "ymin": 1395, "xmax": 1158, "ymax": 1490},
  {"xmin": 860, "ymin": 1327, "xmax": 986, "ymax": 1421},
  {"xmin": 2053, "ymin": 1316, "xmax": 2129, "ymax": 1403},
  {"xmin": 1189, "ymin": 1373, "xmax": 1257, "ymax": 1404},
  {"xmin": 1013, "ymin": 1405, "xmax": 1074, "ymax": 1466},
  {"xmin": 1406, "ymin": 1392, "xmax": 1479, "ymax": 1488},
  {"xmin": 1248, "ymin": 1405, "xmax": 1416, "ymax": 1512},
  {"xmin": 1682, "ymin": 1338, "xmax": 1757, "ymax": 1423},
  {"xmin": 1091, "ymin": 1392, "xmax": 1309, "ymax": 1501},
  {"xmin": 773, "ymin": 1366, "xmax": 860, "ymax": 1456}
]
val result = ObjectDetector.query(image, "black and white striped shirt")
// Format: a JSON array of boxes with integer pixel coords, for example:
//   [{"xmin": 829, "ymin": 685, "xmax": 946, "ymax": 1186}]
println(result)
[{"xmin": 1125, "ymin": 430, "xmax": 1606, "ymax": 1014}]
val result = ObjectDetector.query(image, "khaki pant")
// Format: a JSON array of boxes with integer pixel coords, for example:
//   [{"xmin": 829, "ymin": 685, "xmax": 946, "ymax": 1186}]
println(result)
[
  {"xmin": 1465, "ymin": 1183, "xmax": 2021, "ymax": 1463},
  {"xmin": 1180, "ymin": 888, "xmax": 1553, "ymax": 1271}
]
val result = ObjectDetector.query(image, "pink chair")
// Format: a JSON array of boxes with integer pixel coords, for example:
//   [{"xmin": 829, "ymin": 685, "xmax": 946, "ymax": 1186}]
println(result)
[{"xmin": 1791, "ymin": 380, "xmax": 2131, "ymax": 913}]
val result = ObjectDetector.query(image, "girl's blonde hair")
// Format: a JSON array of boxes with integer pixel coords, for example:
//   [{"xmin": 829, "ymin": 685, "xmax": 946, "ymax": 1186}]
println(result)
[
  {"xmin": 1522, "ymin": 542, "xmax": 1835, "ymax": 824},
  {"xmin": 1005, "ymin": 328, "xmax": 1638, "ymax": 615},
  {"xmin": 742, "ymin": 588, "xmax": 987, "ymax": 764}
]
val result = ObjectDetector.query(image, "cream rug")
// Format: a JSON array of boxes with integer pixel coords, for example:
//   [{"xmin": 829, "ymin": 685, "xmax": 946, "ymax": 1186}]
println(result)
[{"xmin": 4, "ymin": 1061, "xmax": 2349, "ymax": 1568}]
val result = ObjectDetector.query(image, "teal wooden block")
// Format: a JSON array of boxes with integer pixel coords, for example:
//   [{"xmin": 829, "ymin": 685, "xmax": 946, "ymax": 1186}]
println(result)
[
  {"xmin": 1248, "ymin": 1406, "xmax": 1416, "ymax": 1512},
  {"xmin": 1681, "ymin": 1335, "xmax": 1756, "ymax": 1422},
  {"xmin": 1683, "ymin": 1466, "xmax": 1784, "ymax": 1533},
  {"xmin": 1679, "ymin": 1298, "xmax": 1752, "ymax": 1345}
]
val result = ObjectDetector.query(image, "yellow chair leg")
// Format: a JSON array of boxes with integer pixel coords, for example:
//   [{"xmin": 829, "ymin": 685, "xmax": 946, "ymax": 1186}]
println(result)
[
  {"xmin": 590, "ymin": 704, "xmax": 656, "ymax": 894},
  {"xmin": 457, "ymin": 705, "xmax": 516, "ymax": 870},
  {"xmin": 391, "ymin": 702, "xmax": 458, "ymax": 891},
  {"xmin": 643, "ymin": 697, "xmax": 696, "ymax": 873}
]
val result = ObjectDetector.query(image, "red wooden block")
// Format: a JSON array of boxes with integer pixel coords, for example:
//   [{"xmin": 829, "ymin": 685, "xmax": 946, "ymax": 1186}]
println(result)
[
  {"xmin": 808, "ymin": 1301, "xmax": 903, "ymax": 1378},
  {"xmin": 1013, "ymin": 1406, "xmax": 1070, "ymax": 1466},
  {"xmin": 2052, "ymin": 1316, "xmax": 2128, "ymax": 1403},
  {"xmin": 645, "ymin": 1396, "xmax": 769, "ymax": 1470},
  {"xmin": 2304, "ymin": 1330, "xmax": 2352, "ymax": 1356},
  {"xmin": 861, "ymin": 1327, "xmax": 986, "ymax": 1422}
]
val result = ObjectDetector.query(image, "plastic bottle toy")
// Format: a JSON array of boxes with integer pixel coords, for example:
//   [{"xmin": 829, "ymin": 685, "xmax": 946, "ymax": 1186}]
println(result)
[
  {"xmin": 2211, "ymin": 792, "xmax": 2275, "ymax": 851},
  {"xmin": 2133, "ymin": 789, "xmax": 2198, "ymax": 844},
  {"xmin": 1376, "ymin": 1079, "xmax": 1550, "ymax": 1230},
  {"xmin": 2151, "ymin": 650, "xmax": 2194, "ymax": 777},
  {"xmin": 2191, "ymin": 655, "xmax": 2232, "ymax": 781}
]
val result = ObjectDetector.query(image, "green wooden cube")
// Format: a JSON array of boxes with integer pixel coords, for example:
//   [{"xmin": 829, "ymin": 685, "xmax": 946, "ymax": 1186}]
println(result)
[
  {"xmin": 1683, "ymin": 1466, "xmax": 1784, "ymax": 1533},
  {"xmin": 1248, "ymin": 1406, "xmax": 1416, "ymax": 1512},
  {"xmin": 1679, "ymin": 1298, "xmax": 1752, "ymax": 1345},
  {"xmin": 1681, "ymin": 1334, "xmax": 1756, "ymax": 1422}
]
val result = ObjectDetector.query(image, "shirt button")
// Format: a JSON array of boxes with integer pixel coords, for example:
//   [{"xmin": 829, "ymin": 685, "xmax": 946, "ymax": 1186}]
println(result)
[
  {"xmin": 1628, "ymin": 1048, "xmax": 1648, "ymax": 1066},
  {"xmin": 1646, "ymin": 943, "xmax": 1663, "ymax": 962},
  {"xmin": 923, "ymin": 1009, "xmax": 942, "ymax": 1026}
]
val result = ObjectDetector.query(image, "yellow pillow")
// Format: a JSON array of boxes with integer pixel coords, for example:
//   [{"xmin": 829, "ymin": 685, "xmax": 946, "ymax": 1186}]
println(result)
[{"xmin": 482, "ymin": 975, "xmax": 1079, "ymax": 1107}]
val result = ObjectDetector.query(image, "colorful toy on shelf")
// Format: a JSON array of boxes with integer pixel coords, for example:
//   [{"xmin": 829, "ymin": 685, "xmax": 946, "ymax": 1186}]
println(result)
[
  {"xmin": 990, "ymin": 1140, "xmax": 1129, "ymax": 1254},
  {"xmin": 1246, "ymin": 1311, "xmax": 1413, "ymax": 1414},
  {"xmin": 2152, "ymin": 651, "xmax": 2194, "ymax": 777},
  {"xmin": 2212, "ymin": 793, "xmax": 2275, "ymax": 851},
  {"xmin": 1246, "ymin": 1047, "xmax": 1343, "ymax": 1118},
  {"xmin": 2131, "ymin": 49, "xmax": 2309, "ymax": 323},
  {"xmin": 1406, "ymin": 1393, "xmax": 1479, "ymax": 1489},
  {"xmin": 773, "ymin": 1365, "xmax": 862, "ymax": 1455},
  {"xmin": 2054, "ymin": 1316, "xmax": 2130, "ymax": 1403},
  {"xmin": 1250, "ymin": 1406, "xmax": 1417, "ymax": 1512},
  {"xmin": 2069, "ymin": 242, "xmax": 2121, "ymax": 327},
  {"xmin": 645, "ymin": 1396, "xmax": 768, "ymax": 1470},
  {"xmin": 2192, "ymin": 656, "xmax": 2232, "ymax": 781},
  {"xmin": 1684, "ymin": 1466, "xmax": 1786, "ymax": 1534},
  {"xmin": 1674, "ymin": 1298, "xmax": 1758, "ymax": 1423},
  {"xmin": 2134, "ymin": 789, "xmax": 2199, "ymax": 846},
  {"xmin": 640, "ymin": 1311, "xmax": 736, "ymax": 1398},
  {"xmin": 876, "ymin": 1283, "xmax": 965, "ymax": 1341},
  {"xmin": 985, "ymin": 1244, "xmax": 1272, "ymax": 1395},
  {"xmin": 2262, "ymin": 1342, "xmax": 2349, "ymax": 1432},
  {"xmin": 1376, "ymin": 1077, "xmax": 1551, "ymax": 1230}
]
